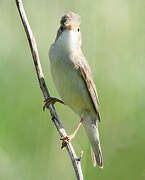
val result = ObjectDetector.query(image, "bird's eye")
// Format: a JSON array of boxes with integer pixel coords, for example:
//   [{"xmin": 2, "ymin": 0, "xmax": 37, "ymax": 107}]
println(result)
[
  {"xmin": 77, "ymin": 28, "xmax": 80, "ymax": 32},
  {"xmin": 60, "ymin": 26, "xmax": 64, "ymax": 31}
]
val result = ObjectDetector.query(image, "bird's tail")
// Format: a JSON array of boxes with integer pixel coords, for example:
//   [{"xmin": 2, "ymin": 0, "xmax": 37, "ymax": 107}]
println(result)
[{"xmin": 82, "ymin": 114, "xmax": 103, "ymax": 168}]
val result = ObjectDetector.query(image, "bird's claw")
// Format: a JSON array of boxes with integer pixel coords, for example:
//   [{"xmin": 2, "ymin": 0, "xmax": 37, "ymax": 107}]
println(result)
[
  {"xmin": 43, "ymin": 97, "xmax": 64, "ymax": 111},
  {"xmin": 60, "ymin": 135, "xmax": 74, "ymax": 149}
]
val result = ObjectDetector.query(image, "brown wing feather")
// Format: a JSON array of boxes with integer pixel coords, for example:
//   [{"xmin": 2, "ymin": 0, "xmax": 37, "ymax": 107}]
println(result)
[{"xmin": 79, "ymin": 56, "xmax": 100, "ymax": 121}]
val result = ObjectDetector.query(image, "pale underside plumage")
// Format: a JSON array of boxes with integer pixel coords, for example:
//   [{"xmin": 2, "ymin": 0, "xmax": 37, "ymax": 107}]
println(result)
[{"xmin": 49, "ymin": 12, "xmax": 103, "ymax": 167}]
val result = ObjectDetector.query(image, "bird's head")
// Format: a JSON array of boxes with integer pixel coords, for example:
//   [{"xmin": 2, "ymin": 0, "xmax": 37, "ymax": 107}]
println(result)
[{"xmin": 55, "ymin": 12, "xmax": 81, "ymax": 47}]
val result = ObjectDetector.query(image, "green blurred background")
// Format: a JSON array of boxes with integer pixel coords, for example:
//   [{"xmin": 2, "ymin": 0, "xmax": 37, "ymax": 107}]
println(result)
[{"xmin": 0, "ymin": 0, "xmax": 145, "ymax": 179}]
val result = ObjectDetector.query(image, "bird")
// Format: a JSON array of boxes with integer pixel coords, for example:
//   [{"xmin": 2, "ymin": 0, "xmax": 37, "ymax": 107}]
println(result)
[{"xmin": 48, "ymin": 12, "xmax": 103, "ymax": 168}]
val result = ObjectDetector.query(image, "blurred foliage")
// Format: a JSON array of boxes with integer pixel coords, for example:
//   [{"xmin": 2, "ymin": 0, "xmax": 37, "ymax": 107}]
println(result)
[{"xmin": 0, "ymin": 0, "xmax": 145, "ymax": 179}]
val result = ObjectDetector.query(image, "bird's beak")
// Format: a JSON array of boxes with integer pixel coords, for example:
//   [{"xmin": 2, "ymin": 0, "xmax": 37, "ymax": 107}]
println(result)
[{"xmin": 67, "ymin": 25, "xmax": 73, "ymax": 30}]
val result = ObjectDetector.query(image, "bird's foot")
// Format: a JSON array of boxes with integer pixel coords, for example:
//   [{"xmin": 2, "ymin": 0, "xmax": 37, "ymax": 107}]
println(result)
[
  {"xmin": 60, "ymin": 134, "xmax": 74, "ymax": 149},
  {"xmin": 60, "ymin": 119, "xmax": 84, "ymax": 149},
  {"xmin": 43, "ymin": 97, "xmax": 64, "ymax": 111}
]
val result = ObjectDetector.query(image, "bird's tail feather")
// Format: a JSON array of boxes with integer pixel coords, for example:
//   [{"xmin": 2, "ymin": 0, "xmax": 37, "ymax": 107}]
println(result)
[{"xmin": 82, "ymin": 115, "xmax": 103, "ymax": 168}]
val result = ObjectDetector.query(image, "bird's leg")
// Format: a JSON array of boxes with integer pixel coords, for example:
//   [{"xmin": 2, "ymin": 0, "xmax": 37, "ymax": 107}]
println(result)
[
  {"xmin": 43, "ymin": 97, "xmax": 64, "ymax": 111},
  {"xmin": 60, "ymin": 118, "xmax": 84, "ymax": 149}
]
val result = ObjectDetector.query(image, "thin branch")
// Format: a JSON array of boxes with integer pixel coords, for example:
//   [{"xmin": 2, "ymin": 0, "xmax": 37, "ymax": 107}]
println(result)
[{"xmin": 15, "ymin": 0, "xmax": 84, "ymax": 179}]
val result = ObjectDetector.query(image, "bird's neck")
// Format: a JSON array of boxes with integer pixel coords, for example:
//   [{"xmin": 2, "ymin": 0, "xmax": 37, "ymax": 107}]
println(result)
[{"xmin": 55, "ymin": 30, "xmax": 81, "ymax": 53}]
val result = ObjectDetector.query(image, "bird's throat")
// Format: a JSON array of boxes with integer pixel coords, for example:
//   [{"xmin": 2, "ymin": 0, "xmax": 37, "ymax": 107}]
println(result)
[{"xmin": 56, "ymin": 30, "xmax": 80, "ymax": 53}]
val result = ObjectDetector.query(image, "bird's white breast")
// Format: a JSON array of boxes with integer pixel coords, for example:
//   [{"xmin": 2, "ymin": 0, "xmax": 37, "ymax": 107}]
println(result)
[
  {"xmin": 56, "ymin": 30, "xmax": 79, "ymax": 52},
  {"xmin": 49, "ymin": 30, "xmax": 92, "ymax": 115}
]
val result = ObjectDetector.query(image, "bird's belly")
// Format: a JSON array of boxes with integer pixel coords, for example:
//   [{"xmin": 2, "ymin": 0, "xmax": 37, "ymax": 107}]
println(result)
[{"xmin": 50, "ymin": 61, "xmax": 92, "ymax": 115}]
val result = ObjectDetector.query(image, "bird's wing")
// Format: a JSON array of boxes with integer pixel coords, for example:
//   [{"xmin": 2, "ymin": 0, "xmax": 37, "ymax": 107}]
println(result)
[{"xmin": 78, "ymin": 54, "xmax": 100, "ymax": 121}]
